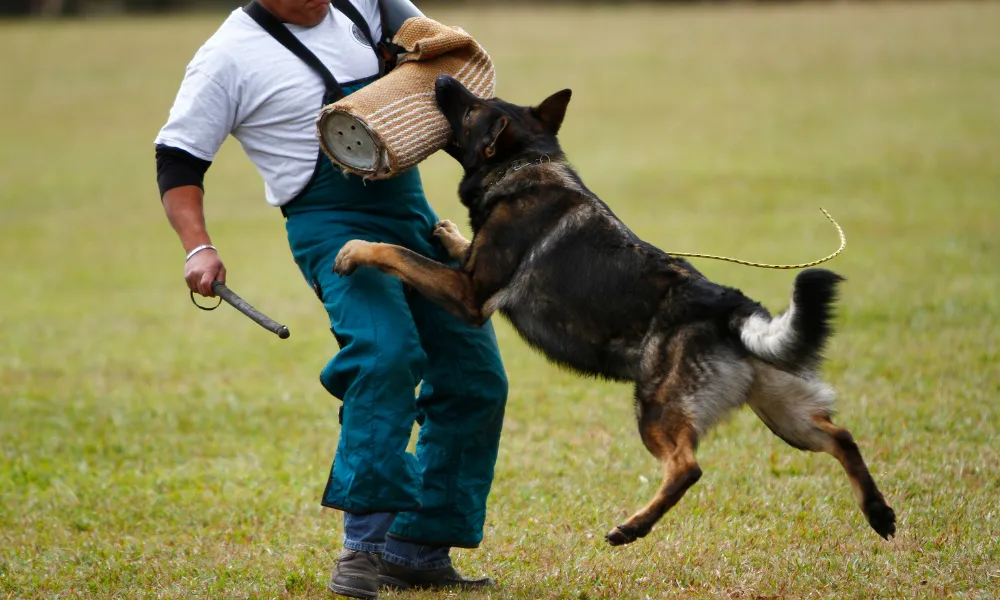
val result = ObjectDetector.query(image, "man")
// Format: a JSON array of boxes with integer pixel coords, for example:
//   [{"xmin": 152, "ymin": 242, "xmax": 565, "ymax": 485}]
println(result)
[{"xmin": 153, "ymin": 0, "xmax": 509, "ymax": 597}]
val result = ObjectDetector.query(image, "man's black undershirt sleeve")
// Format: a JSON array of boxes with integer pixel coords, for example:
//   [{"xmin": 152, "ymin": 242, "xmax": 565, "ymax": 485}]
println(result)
[{"xmin": 156, "ymin": 144, "xmax": 212, "ymax": 198}]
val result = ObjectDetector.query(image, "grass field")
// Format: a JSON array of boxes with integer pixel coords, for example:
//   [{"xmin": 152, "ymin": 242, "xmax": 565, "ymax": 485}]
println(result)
[{"xmin": 2, "ymin": 1, "xmax": 999, "ymax": 598}]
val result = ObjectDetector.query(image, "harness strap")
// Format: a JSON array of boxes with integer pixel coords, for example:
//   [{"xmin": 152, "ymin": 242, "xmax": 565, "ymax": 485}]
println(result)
[{"xmin": 242, "ymin": 0, "xmax": 383, "ymax": 102}]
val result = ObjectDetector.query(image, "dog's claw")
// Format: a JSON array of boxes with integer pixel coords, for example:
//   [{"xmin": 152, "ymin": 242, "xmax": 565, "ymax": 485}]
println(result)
[
  {"xmin": 332, "ymin": 259, "xmax": 355, "ymax": 276},
  {"xmin": 433, "ymin": 220, "xmax": 460, "ymax": 238},
  {"xmin": 865, "ymin": 500, "xmax": 897, "ymax": 540},
  {"xmin": 333, "ymin": 240, "xmax": 367, "ymax": 276},
  {"xmin": 332, "ymin": 254, "xmax": 355, "ymax": 276},
  {"xmin": 605, "ymin": 524, "xmax": 638, "ymax": 547}
]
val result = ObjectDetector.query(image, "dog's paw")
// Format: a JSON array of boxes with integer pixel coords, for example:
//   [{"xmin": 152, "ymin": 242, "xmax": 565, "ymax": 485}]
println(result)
[
  {"xmin": 604, "ymin": 524, "xmax": 639, "ymax": 547},
  {"xmin": 432, "ymin": 220, "xmax": 470, "ymax": 260},
  {"xmin": 333, "ymin": 240, "xmax": 371, "ymax": 276},
  {"xmin": 433, "ymin": 220, "xmax": 461, "ymax": 238},
  {"xmin": 865, "ymin": 499, "xmax": 897, "ymax": 540}
]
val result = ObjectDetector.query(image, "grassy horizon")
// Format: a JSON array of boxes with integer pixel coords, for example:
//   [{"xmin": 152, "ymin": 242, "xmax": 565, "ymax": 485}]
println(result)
[{"xmin": 2, "ymin": 1, "xmax": 999, "ymax": 598}]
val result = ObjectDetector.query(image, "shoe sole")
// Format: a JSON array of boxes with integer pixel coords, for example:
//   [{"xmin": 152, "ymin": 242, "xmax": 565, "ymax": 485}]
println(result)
[
  {"xmin": 378, "ymin": 574, "xmax": 413, "ymax": 590},
  {"xmin": 378, "ymin": 574, "xmax": 494, "ymax": 591},
  {"xmin": 328, "ymin": 581, "xmax": 378, "ymax": 600}
]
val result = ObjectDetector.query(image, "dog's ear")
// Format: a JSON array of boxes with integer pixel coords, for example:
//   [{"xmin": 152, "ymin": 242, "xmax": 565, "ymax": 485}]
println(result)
[
  {"xmin": 533, "ymin": 89, "xmax": 572, "ymax": 135},
  {"xmin": 484, "ymin": 115, "xmax": 510, "ymax": 159}
]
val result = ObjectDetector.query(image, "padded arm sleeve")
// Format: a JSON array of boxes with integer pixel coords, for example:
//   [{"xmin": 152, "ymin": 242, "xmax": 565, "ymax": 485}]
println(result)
[{"xmin": 156, "ymin": 144, "xmax": 212, "ymax": 198}]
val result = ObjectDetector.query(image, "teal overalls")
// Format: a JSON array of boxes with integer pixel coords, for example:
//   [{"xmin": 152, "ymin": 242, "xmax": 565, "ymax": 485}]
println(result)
[{"xmin": 279, "ymin": 68, "xmax": 507, "ymax": 547}]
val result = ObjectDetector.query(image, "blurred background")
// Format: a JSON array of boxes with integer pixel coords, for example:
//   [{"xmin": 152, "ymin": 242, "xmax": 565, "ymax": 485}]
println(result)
[
  {"xmin": 2, "ymin": 0, "xmax": 998, "ymax": 598},
  {"xmin": 3, "ymin": 0, "xmax": 878, "ymax": 18}
]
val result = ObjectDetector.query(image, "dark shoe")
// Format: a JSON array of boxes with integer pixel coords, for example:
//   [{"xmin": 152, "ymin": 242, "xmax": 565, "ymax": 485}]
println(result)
[
  {"xmin": 378, "ymin": 559, "xmax": 495, "ymax": 591},
  {"xmin": 328, "ymin": 550, "xmax": 380, "ymax": 599}
]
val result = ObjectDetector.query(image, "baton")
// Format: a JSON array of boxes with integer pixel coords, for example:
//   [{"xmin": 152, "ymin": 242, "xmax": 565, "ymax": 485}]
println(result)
[{"xmin": 191, "ymin": 281, "xmax": 290, "ymax": 339}]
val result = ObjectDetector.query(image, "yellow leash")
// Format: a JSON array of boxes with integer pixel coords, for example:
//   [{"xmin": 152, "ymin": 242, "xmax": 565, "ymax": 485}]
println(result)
[{"xmin": 667, "ymin": 207, "xmax": 846, "ymax": 270}]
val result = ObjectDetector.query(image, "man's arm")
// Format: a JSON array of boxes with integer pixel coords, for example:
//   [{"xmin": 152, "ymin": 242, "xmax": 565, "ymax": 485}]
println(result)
[
  {"xmin": 161, "ymin": 184, "xmax": 226, "ymax": 298},
  {"xmin": 156, "ymin": 142, "xmax": 227, "ymax": 297},
  {"xmin": 154, "ymin": 61, "xmax": 236, "ymax": 297}
]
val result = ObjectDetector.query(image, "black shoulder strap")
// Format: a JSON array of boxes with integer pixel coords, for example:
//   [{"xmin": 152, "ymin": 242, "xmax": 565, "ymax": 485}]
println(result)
[
  {"xmin": 243, "ymin": 1, "xmax": 385, "ymax": 102},
  {"xmin": 243, "ymin": 1, "xmax": 344, "ymax": 100}
]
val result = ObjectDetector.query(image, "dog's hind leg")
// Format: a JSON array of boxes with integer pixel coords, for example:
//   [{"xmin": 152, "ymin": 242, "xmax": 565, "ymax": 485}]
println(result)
[
  {"xmin": 813, "ymin": 415, "xmax": 897, "ymax": 539},
  {"xmin": 747, "ymin": 361, "xmax": 896, "ymax": 539},
  {"xmin": 605, "ymin": 397, "xmax": 701, "ymax": 547},
  {"xmin": 606, "ymin": 336, "xmax": 752, "ymax": 546}
]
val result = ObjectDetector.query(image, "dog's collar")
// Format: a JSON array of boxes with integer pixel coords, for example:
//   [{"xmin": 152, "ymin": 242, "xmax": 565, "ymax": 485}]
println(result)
[{"xmin": 486, "ymin": 154, "xmax": 553, "ymax": 191}]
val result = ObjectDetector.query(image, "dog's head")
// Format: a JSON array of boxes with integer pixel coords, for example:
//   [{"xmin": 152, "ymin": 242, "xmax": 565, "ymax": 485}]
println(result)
[{"xmin": 435, "ymin": 75, "xmax": 572, "ymax": 171}]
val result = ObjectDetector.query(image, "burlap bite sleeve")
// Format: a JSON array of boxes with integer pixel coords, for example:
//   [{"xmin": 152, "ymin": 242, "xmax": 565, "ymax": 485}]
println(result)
[{"xmin": 316, "ymin": 17, "xmax": 495, "ymax": 179}]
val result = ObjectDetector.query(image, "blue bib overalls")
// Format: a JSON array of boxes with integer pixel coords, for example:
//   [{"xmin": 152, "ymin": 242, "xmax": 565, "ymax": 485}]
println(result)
[{"xmin": 283, "ymin": 74, "xmax": 508, "ymax": 548}]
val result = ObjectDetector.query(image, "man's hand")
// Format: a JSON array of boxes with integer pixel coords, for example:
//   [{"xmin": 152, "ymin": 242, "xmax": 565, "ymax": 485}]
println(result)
[{"xmin": 186, "ymin": 249, "xmax": 226, "ymax": 297}]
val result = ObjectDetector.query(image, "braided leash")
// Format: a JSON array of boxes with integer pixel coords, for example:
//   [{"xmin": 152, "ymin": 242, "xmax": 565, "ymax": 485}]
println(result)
[{"xmin": 667, "ymin": 208, "xmax": 846, "ymax": 270}]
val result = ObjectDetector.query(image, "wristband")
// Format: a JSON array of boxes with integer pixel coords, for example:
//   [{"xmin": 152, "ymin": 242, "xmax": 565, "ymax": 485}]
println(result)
[{"xmin": 185, "ymin": 244, "xmax": 217, "ymax": 262}]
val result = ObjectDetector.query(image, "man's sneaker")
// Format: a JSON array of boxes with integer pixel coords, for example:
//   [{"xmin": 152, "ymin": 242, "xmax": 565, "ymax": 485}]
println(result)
[
  {"xmin": 328, "ymin": 550, "xmax": 380, "ymax": 600},
  {"xmin": 378, "ymin": 559, "xmax": 495, "ymax": 591}
]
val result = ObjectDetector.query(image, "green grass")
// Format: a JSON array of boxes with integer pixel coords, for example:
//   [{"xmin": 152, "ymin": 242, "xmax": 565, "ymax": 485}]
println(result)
[{"xmin": 2, "ymin": 1, "xmax": 999, "ymax": 598}]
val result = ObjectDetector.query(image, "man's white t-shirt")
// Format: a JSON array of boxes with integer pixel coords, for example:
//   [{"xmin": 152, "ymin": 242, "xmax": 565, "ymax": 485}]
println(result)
[{"xmin": 155, "ymin": 1, "xmax": 382, "ymax": 207}]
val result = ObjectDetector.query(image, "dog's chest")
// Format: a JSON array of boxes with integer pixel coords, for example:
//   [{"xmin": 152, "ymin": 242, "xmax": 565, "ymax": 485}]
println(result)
[{"xmin": 484, "ymin": 212, "xmax": 651, "ymax": 381}]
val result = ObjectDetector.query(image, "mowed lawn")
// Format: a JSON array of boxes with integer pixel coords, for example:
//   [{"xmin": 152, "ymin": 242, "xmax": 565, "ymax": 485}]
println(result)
[{"xmin": 2, "ymin": 1, "xmax": 999, "ymax": 598}]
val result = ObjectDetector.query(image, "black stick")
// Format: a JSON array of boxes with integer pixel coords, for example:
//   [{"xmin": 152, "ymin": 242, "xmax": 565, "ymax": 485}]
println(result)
[{"xmin": 211, "ymin": 281, "xmax": 290, "ymax": 339}]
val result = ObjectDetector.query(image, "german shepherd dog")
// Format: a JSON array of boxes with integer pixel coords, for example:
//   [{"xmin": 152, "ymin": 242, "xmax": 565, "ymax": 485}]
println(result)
[{"xmin": 333, "ymin": 75, "xmax": 896, "ymax": 545}]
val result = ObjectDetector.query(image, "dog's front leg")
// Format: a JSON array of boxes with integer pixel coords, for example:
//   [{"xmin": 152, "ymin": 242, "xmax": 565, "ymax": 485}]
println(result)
[{"xmin": 334, "ymin": 240, "xmax": 485, "ymax": 325}]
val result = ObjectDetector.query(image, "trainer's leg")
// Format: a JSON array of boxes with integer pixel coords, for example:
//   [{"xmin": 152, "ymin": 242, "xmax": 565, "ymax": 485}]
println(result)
[
  {"xmin": 310, "ymin": 250, "xmax": 428, "ymax": 515},
  {"xmin": 343, "ymin": 511, "xmax": 396, "ymax": 553},
  {"xmin": 385, "ymin": 290, "xmax": 509, "ymax": 551}
]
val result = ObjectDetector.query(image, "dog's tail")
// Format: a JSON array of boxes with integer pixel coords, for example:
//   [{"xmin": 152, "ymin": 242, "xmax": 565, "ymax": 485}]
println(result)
[{"xmin": 733, "ymin": 268, "xmax": 844, "ymax": 374}]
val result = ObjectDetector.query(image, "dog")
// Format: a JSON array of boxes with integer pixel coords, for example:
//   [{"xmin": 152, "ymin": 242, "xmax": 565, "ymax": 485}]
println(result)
[{"xmin": 332, "ymin": 74, "xmax": 896, "ymax": 545}]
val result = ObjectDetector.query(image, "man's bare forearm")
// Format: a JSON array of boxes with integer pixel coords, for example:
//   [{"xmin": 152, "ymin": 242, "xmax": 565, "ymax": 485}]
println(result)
[
  {"xmin": 162, "ymin": 185, "xmax": 213, "ymax": 252},
  {"xmin": 162, "ymin": 184, "xmax": 226, "ymax": 296}
]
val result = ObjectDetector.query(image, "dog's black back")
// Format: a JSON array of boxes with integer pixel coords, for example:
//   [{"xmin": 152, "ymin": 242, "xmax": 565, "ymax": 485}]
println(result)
[{"xmin": 436, "ymin": 78, "xmax": 761, "ymax": 381}]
